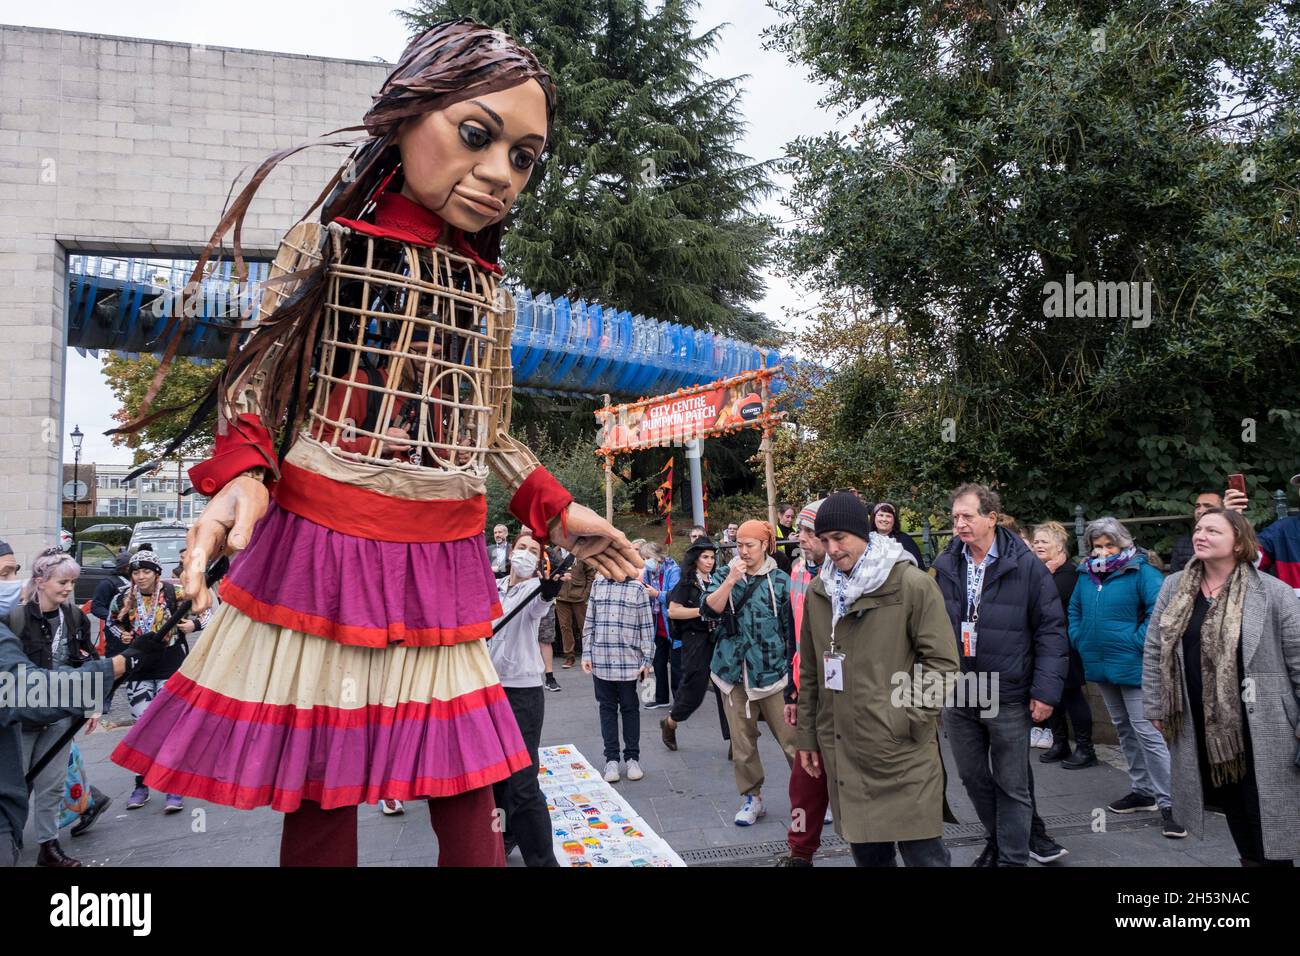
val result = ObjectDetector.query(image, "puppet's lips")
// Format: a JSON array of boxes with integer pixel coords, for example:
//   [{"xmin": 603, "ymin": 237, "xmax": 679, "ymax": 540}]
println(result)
[{"xmin": 454, "ymin": 188, "xmax": 505, "ymax": 215}]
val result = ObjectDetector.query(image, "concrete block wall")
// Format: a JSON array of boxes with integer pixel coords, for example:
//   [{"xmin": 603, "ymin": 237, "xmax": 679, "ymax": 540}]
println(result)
[{"xmin": 0, "ymin": 25, "xmax": 390, "ymax": 562}]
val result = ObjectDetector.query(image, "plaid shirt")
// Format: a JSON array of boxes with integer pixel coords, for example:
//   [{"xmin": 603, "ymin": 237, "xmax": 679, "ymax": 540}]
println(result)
[{"xmin": 582, "ymin": 577, "xmax": 655, "ymax": 682}]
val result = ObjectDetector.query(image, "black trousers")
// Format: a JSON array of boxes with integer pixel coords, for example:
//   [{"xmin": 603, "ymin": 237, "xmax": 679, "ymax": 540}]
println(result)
[
  {"xmin": 652, "ymin": 633, "xmax": 673, "ymax": 705},
  {"xmin": 593, "ymin": 676, "xmax": 640, "ymax": 762},
  {"xmin": 493, "ymin": 685, "xmax": 559, "ymax": 867},
  {"xmin": 668, "ymin": 635, "xmax": 714, "ymax": 724},
  {"xmin": 1205, "ymin": 757, "xmax": 1293, "ymax": 866}
]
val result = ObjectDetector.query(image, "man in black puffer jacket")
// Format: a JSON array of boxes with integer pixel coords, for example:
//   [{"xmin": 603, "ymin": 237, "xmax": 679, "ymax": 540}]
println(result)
[{"xmin": 933, "ymin": 484, "xmax": 1067, "ymax": 867}]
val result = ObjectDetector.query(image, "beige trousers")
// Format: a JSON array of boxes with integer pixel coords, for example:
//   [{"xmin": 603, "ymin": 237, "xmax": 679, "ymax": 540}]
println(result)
[{"xmin": 720, "ymin": 682, "xmax": 796, "ymax": 797}]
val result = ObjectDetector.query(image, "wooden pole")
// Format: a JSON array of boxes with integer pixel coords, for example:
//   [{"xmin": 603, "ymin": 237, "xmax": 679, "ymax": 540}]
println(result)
[
  {"xmin": 602, "ymin": 393, "xmax": 614, "ymax": 523},
  {"xmin": 760, "ymin": 372, "xmax": 777, "ymax": 530}
]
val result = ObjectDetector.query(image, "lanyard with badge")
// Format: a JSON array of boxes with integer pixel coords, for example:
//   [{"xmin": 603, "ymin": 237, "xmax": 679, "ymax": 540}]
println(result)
[
  {"xmin": 962, "ymin": 551, "xmax": 991, "ymax": 658},
  {"xmin": 823, "ymin": 550, "xmax": 865, "ymax": 692}
]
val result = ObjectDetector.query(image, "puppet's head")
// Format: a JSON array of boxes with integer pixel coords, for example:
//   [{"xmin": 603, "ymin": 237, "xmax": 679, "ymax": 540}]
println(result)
[{"xmin": 326, "ymin": 20, "xmax": 557, "ymax": 262}]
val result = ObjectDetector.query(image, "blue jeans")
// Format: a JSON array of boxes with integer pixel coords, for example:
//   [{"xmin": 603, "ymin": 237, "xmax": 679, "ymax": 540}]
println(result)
[
  {"xmin": 851, "ymin": 838, "xmax": 950, "ymax": 867},
  {"xmin": 1097, "ymin": 681, "xmax": 1172, "ymax": 808},
  {"xmin": 946, "ymin": 703, "xmax": 1033, "ymax": 866},
  {"xmin": 593, "ymin": 676, "xmax": 640, "ymax": 762}
]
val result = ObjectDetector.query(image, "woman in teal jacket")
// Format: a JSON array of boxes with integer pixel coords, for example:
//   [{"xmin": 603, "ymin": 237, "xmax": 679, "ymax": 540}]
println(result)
[{"xmin": 1068, "ymin": 517, "xmax": 1185, "ymax": 838}]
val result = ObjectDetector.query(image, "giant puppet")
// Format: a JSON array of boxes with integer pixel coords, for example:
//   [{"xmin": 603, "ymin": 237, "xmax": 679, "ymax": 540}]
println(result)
[{"xmin": 110, "ymin": 20, "xmax": 641, "ymax": 866}]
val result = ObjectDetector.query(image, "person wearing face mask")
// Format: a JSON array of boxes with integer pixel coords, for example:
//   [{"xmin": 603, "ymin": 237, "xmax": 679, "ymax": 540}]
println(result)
[
  {"xmin": 1143, "ymin": 508, "xmax": 1300, "ymax": 866},
  {"xmin": 6, "ymin": 549, "xmax": 102, "ymax": 867},
  {"xmin": 702, "ymin": 520, "xmax": 797, "ymax": 826},
  {"xmin": 1068, "ymin": 517, "xmax": 1186, "ymax": 838},
  {"xmin": 0, "ymin": 542, "xmax": 18, "ymax": 583},
  {"xmin": 638, "ymin": 541, "xmax": 680, "ymax": 710},
  {"xmin": 487, "ymin": 534, "xmax": 563, "ymax": 866}
]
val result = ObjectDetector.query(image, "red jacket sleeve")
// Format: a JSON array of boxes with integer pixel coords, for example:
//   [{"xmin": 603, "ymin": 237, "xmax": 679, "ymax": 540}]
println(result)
[
  {"xmin": 188, "ymin": 414, "xmax": 279, "ymax": 496},
  {"xmin": 508, "ymin": 467, "xmax": 573, "ymax": 544}
]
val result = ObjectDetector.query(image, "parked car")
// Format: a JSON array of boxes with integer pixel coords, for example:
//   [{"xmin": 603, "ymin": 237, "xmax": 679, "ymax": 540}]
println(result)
[
  {"xmin": 70, "ymin": 539, "xmax": 123, "ymax": 604},
  {"xmin": 128, "ymin": 521, "xmax": 189, "ymax": 584},
  {"xmin": 82, "ymin": 523, "xmax": 132, "ymax": 535}
]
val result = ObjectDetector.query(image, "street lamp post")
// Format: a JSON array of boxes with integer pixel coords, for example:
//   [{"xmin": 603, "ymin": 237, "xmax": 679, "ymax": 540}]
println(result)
[{"xmin": 71, "ymin": 425, "xmax": 84, "ymax": 547}]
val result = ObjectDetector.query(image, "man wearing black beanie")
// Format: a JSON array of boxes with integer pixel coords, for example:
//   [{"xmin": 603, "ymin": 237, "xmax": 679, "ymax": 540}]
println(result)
[{"xmin": 797, "ymin": 492, "xmax": 959, "ymax": 866}]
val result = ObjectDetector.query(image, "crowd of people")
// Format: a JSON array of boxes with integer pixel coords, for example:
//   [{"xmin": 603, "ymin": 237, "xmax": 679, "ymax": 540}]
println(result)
[
  {"xmin": 472, "ymin": 476, "xmax": 1299, "ymax": 868},
  {"xmin": 1, "ymin": 470, "xmax": 1297, "ymax": 869}
]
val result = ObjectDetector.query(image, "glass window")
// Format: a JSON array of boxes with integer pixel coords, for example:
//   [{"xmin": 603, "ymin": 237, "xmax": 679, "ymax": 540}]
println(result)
[{"xmin": 78, "ymin": 542, "xmax": 115, "ymax": 568}]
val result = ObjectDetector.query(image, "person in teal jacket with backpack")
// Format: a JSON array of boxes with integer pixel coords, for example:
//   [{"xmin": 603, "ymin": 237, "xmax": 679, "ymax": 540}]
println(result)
[{"xmin": 1069, "ymin": 517, "xmax": 1187, "ymax": 838}]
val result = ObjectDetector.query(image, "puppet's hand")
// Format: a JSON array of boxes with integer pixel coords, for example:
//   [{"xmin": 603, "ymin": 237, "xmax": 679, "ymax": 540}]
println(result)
[
  {"xmin": 553, "ymin": 503, "xmax": 643, "ymax": 582},
  {"xmin": 183, "ymin": 474, "xmax": 268, "ymax": 614}
]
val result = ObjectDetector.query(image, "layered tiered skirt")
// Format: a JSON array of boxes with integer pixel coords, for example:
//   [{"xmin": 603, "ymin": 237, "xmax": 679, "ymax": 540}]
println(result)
[{"xmin": 112, "ymin": 499, "xmax": 529, "ymax": 812}]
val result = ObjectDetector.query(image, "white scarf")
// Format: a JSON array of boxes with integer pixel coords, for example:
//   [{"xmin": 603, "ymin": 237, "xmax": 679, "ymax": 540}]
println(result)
[{"xmin": 819, "ymin": 532, "xmax": 916, "ymax": 628}]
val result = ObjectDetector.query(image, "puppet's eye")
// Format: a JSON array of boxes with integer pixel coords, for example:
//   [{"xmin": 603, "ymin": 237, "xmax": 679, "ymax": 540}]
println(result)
[{"xmin": 459, "ymin": 123, "xmax": 491, "ymax": 149}]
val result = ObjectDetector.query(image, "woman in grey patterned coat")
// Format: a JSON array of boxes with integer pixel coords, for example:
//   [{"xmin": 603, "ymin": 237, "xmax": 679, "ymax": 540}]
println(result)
[{"xmin": 1143, "ymin": 508, "xmax": 1300, "ymax": 866}]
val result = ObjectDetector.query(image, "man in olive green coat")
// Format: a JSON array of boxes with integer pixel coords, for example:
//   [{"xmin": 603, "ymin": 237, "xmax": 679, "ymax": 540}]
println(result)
[{"xmin": 795, "ymin": 493, "xmax": 959, "ymax": 867}]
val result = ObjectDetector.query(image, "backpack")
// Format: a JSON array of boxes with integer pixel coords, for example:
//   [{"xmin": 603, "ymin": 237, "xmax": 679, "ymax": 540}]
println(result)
[{"xmin": 80, "ymin": 598, "xmax": 105, "ymax": 656}]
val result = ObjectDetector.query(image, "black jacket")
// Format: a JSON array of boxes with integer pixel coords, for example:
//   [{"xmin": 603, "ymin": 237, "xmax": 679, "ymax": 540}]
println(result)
[
  {"xmin": 1050, "ymin": 561, "xmax": 1085, "ymax": 688},
  {"xmin": 1169, "ymin": 534, "xmax": 1194, "ymax": 575},
  {"xmin": 932, "ymin": 527, "xmax": 1068, "ymax": 707},
  {"xmin": 666, "ymin": 576, "xmax": 716, "ymax": 647},
  {"xmin": 8, "ymin": 600, "xmax": 97, "ymax": 671},
  {"xmin": 92, "ymin": 576, "xmax": 129, "ymax": 654},
  {"xmin": 888, "ymin": 530, "xmax": 928, "ymax": 571},
  {"xmin": 0, "ymin": 621, "xmax": 114, "ymax": 851}
]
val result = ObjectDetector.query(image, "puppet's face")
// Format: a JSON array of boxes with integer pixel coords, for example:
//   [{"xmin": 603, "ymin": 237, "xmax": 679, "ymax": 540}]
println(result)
[{"xmin": 397, "ymin": 80, "xmax": 548, "ymax": 233}]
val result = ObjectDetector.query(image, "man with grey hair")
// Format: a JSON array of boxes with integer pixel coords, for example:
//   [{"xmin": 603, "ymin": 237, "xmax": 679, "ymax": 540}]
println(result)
[{"xmin": 933, "ymin": 483, "xmax": 1068, "ymax": 866}]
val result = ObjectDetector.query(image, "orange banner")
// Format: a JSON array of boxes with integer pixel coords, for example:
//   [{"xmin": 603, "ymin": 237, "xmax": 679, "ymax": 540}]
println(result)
[{"xmin": 596, "ymin": 369, "xmax": 782, "ymax": 455}]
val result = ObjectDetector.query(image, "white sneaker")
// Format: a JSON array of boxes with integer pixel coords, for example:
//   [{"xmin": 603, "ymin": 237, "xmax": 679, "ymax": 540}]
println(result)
[
  {"xmin": 1038, "ymin": 728, "xmax": 1054, "ymax": 749},
  {"xmin": 380, "ymin": 799, "xmax": 404, "ymax": 815},
  {"xmin": 735, "ymin": 793, "xmax": 766, "ymax": 826},
  {"xmin": 625, "ymin": 759, "xmax": 644, "ymax": 781},
  {"xmin": 1029, "ymin": 727, "xmax": 1044, "ymax": 748},
  {"xmin": 603, "ymin": 760, "xmax": 621, "ymax": 783},
  {"xmin": 824, "ymin": 806, "xmax": 834, "ymax": 825}
]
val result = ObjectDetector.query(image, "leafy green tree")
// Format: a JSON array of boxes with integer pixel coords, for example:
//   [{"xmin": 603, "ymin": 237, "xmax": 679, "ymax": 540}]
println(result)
[
  {"xmin": 102, "ymin": 355, "xmax": 223, "ymax": 466},
  {"xmin": 767, "ymin": 0, "xmax": 1300, "ymax": 523}
]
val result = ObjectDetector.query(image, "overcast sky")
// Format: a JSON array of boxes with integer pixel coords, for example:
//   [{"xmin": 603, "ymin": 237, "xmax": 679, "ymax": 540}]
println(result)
[{"xmin": 13, "ymin": 0, "xmax": 842, "ymax": 465}]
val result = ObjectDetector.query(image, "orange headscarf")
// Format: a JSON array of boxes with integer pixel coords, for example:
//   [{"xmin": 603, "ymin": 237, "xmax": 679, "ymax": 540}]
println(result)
[{"xmin": 736, "ymin": 519, "xmax": 777, "ymax": 555}]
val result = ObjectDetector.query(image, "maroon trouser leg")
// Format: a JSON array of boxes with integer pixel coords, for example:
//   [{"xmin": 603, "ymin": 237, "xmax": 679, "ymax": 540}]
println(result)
[
  {"xmin": 427, "ymin": 785, "xmax": 505, "ymax": 867},
  {"xmin": 787, "ymin": 755, "xmax": 830, "ymax": 861},
  {"xmin": 280, "ymin": 800, "xmax": 358, "ymax": 867},
  {"xmin": 280, "ymin": 786, "xmax": 506, "ymax": 867}
]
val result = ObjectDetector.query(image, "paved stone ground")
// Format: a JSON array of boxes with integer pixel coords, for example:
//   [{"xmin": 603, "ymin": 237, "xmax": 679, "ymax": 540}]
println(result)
[{"xmin": 20, "ymin": 663, "xmax": 1240, "ymax": 867}]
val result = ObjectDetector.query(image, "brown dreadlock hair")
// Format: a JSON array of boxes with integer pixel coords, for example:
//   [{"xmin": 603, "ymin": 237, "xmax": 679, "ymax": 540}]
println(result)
[{"xmin": 112, "ymin": 19, "xmax": 556, "ymax": 472}]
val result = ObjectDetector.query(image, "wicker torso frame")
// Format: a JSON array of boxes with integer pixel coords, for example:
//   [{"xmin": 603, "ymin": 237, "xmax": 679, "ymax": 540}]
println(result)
[{"xmin": 226, "ymin": 221, "xmax": 541, "ymax": 495}]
